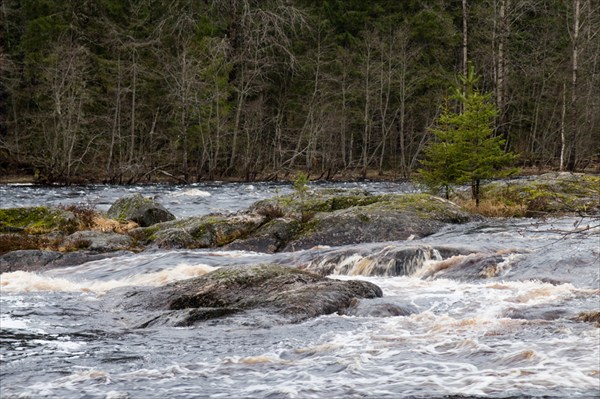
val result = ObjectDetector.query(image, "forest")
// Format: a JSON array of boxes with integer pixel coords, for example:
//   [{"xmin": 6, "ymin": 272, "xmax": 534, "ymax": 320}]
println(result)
[{"xmin": 0, "ymin": 0, "xmax": 598, "ymax": 183}]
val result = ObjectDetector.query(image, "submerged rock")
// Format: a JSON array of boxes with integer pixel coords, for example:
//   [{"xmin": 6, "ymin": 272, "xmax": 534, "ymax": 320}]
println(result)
[
  {"xmin": 110, "ymin": 264, "xmax": 383, "ymax": 327},
  {"xmin": 342, "ymin": 298, "xmax": 418, "ymax": 317},
  {"xmin": 107, "ymin": 193, "xmax": 175, "ymax": 227}
]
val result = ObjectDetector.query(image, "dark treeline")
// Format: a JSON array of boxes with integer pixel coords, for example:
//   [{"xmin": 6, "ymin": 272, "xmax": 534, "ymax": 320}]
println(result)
[{"xmin": 1, "ymin": 0, "xmax": 598, "ymax": 183}]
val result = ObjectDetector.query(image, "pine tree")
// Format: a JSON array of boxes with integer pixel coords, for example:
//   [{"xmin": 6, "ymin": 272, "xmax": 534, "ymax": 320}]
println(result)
[{"xmin": 418, "ymin": 64, "xmax": 517, "ymax": 206}]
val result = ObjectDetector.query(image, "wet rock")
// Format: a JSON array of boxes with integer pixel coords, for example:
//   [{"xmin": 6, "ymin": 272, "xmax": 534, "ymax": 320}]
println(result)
[
  {"xmin": 110, "ymin": 264, "xmax": 383, "ymax": 326},
  {"xmin": 342, "ymin": 298, "xmax": 418, "ymax": 317},
  {"xmin": 0, "ymin": 250, "xmax": 62, "ymax": 273},
  {"xmin": 423, "ymin": 253, "xmax": 508, "ymax": 281},
  {"xmin": 302, "ymin": 244, "xmax": 444, "ymax": 277},
  {"xmin": 107, "ymin": 193, "xmax": 175, "ymax": 227},
  {"xmin": 503, "ymin": 307, "xmax": 572, "ymax": 321},
  {"xmin": 250, "ymin": 188, "xmax": 376, "ymax": 220},
  {"xmin": 64, "ymin": 230, "xmax": 133, "ymax": 252},
  {"xmin": 131, "ymin": 190, "xmax": 476, "ymax": 253},
  {"xmin": 576, "ymin": 311, "xmax": 600, "ymax": 327},
  {"xmin": 224, "ymin": 218, "xmax": 300, "ymax": 253},
  {"xmin": 0, "ymin": 249, "xmax": 133, "ymax": 273}
]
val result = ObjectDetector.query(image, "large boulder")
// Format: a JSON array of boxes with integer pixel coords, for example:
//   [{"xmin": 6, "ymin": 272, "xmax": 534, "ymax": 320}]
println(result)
[
  {"xmin": 108, "ymin": 264, "xmax": 383, "ymax": 327},
  {"xmin": 107, "ymin": 193, "xmax": 175, "ymax": 227},
  {"xmin": 282, "ymin": 193, "xmax": 476, "ymax": 251}
]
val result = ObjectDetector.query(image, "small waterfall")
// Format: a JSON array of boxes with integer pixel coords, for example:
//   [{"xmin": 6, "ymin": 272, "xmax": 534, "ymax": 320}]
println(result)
[{"xmin": 304, "ymin": 245, "xmax": 443, "ymax": 277}]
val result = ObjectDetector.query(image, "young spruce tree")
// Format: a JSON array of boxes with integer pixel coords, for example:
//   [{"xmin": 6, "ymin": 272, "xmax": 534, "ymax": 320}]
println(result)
[{"xmin": 419, "ymin": 64, "xmax": 517, "ymax": 206}]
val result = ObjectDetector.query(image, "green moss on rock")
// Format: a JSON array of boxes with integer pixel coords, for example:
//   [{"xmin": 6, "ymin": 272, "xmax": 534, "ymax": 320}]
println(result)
[
  {"xmin": 480, "ymin": 173, "xmax": 599, "ymax": 216},
  {"xmin": 0, "ymin": 207, "xmax": 78, "ymax": 234}
]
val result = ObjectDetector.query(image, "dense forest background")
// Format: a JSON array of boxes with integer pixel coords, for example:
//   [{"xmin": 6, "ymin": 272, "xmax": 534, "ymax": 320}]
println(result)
[{"xmin": 1, "ymin": 0, "xmax": 598, "ymax": 183}]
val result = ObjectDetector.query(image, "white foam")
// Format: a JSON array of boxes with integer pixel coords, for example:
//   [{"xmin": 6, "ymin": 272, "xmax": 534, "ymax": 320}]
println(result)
[
  {"xmin": 171, "ymin": 188, "xmax": 211, "ymax": 197},
  {"xmin": 0, "ymin": 315, "xmax": 29, "ymax": 329},
  {"xmin": 0, "ymin": 263, "xmax": 218, "ymax": 294}
]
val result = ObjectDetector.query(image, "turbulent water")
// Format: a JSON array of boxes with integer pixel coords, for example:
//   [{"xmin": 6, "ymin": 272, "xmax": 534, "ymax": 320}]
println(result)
[{"xmin": 1, "ymin": 183, "xmax": 599, "ymax": 398}]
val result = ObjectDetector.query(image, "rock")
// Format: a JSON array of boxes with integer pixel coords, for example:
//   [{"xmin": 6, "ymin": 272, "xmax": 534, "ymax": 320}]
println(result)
[
  {"xmin": 250, "ymin": 188, "xmax": 376, "ymax": 220},
  {"xmin": 107, "ymin": 193, "xmax": 175, "ymax": 227},
  {"xmin": 423, "ymin": 253, "xmax": 507, "ymax": 280},
  {"xmin": 152, "ymin": 228, "xmax": 194, "ymax": 249},
  {"xmin": 282, "ymin": 193, "xmax": 476, "ymax": 251},
  {"xmin": 576, "ymin": 311, "xmax": 600, "ymax": 327},
  {"xmin": 0, "ymin": 250, "xmax": 62, "ymax": 273},
  {"xmin": 479, "ymin": 173, "xmax": 600, "ymax": 216},
  {"xmin": 342, "ymin": 298, "xmax": 418, "ymax": 317},
  {"xmin": 503, "ymin": 307, "xmax": 571, "ymax": 321},
  {"xmin": 302, "ymin": 244, "xmax": 444, "ymax": 277},
  {"xmin": 131, "ymin": 191, "xmax": 476, "ymax": 253},
  {"xmin": 109, "ymin": 264, "xmax": 383, "ymax": 327},
  {"xmin": 132, "ymin": 212, "xmax": 267, "ymax": 249},
  {"xmin": 0, "ymin": 249, "xmax": 133, "ymax": 273},
  {"xmin": 224, "ymin": 218, "xmax": 300, "ymax": 253},
  {"xmin": 0, "ymin": 207, "xmax": 78, "ymax": 234},
  {"xmin": 64, "ymin": 230, "xmax": 133, "ymax": 252}
]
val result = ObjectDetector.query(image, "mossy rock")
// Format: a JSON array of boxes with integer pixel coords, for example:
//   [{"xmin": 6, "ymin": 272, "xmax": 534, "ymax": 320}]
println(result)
[
  {"xmin": 0, "ymin": 207, "xmax": 78, "ymax": 234},
  {"xmin": 282, "ymin": 193, "xmax": 476, "ymax": 251},
  {"xmin": 251, "ymin": 188, "xmax": 378, "ymax": 220},
  {"xmin": 479, "ymin": 173, "xmax": 600, "ymax": 216},
  {"xmin": 132, "ymin": 212, "xmax": 267, "ymax": 249},
  {"xmin": 107, "ymin": 193, "xmax": 175, "ymax": 227}
]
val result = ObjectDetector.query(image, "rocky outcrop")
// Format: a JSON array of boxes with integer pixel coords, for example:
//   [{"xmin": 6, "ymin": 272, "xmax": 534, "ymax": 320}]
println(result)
[
  {"xmin": 130, "ymin": 213, "xmax": 267, "ymax": 249},
  {"xmin": 107, "ymin": 193, "xmax": 175, "ymax": 227},
  {"xmin": 109, "ymin": 264, "xmax": 383, "ymax": 327},
  {"xmin": 283, "ymin": 194, "xmax": 475, "ymax": 251},
  {"xmin": 475, "ymin": 172, "xmax": 600, "ymax": 216},
  {"xmin": 131, "ymin": 191, "xmax": 477, "ymax": 253}
]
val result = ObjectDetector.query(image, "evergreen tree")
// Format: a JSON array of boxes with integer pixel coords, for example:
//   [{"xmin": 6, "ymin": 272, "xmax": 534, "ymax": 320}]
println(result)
[{"xmin": 419, "ymin": 64, "xmax": 517, "ymax": 206}]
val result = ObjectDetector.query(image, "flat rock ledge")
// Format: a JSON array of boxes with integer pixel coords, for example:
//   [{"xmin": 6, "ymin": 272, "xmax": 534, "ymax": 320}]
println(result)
[{"xmin": 108, "ymin": 264, "xmax": 383, "ymax": 327}]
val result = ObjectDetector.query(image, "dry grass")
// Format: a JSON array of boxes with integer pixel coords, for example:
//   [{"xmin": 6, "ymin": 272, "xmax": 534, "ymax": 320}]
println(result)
[
  {"xmin": 59, "ymin": 204, "xmax": 138, "ymax": 233},
  {"xmin": 455, "ymin": 197, "xmax": 527, "ymax": 217},
  {"xmin": 91, "ymin": 216, "xmax": 138, "ymax": 233},
  {"xmin": 0, "ymin": 234, "xmax": 63, "ymax": 255}
]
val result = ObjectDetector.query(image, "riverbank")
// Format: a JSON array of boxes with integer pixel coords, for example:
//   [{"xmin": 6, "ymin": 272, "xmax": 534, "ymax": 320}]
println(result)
[{"xmin": 2, "ymin": 166, "xmax": 598, "ymax": 185}]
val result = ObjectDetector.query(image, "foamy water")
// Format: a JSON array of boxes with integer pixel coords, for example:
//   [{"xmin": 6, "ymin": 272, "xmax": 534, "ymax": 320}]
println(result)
[
  {"xmin": 0, "ymin": 263, "xmax": 218, "ymax": 294},
  {"xmin": 1, "ymin": 181, "xmax": 598, "ymax": 398}
]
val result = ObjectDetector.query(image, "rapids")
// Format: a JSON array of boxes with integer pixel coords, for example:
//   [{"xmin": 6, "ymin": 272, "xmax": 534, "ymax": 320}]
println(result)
[{"xmin": 1, "ymin": 182, "xmax": 599, "ymax": 398}]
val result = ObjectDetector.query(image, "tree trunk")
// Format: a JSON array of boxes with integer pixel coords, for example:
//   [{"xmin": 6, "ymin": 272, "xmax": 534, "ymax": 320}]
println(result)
[{"xmin": 567, "ymin": 0, "xmax": 580, "ymax": 172}]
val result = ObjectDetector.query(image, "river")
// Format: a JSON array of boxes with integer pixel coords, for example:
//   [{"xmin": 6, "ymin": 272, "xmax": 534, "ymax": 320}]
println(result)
[{"xmin": 1, "ymin": 182, "xmax": 599, "ymax": 398}]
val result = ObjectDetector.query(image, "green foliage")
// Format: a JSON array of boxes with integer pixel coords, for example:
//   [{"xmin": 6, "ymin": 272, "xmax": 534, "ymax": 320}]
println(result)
[{"xmin": 418, "ymin": 65, "xmax": 518, "ymax": 205}]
